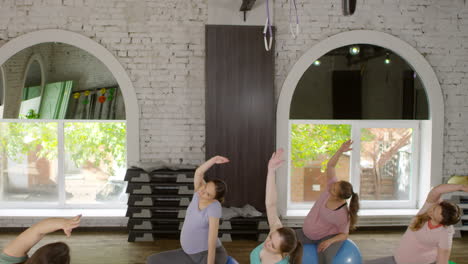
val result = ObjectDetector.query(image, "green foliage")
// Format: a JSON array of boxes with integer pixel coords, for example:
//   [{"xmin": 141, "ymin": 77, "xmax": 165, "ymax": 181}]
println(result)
[
  {"xmin": 17, "ymin": 109, "xmax": 41, "ymax": 119},
  {"xmin": 360, "ymin": 128, "xmax": 376, "ymax": 143},
  {"xmin": 0, "ymin": 122, "xmax": 126, "ymax": 176},
  {"xmin": 25, "ymin": 109, "xmax": 40, "ymax": 119},
  {"xmin": 290, "ymin": 124, "xmax": 377, "ymax": 169},
  {"xmin": 0, "ymin": 122, "xmax": 58, "ymax": 162},
  {"xmin": 64, "ymin": 122, "xmax": 126, "ymax": 176},
  {"xmin": 291, "ymin": 124, "xmax": 351, "ymax": 168}
]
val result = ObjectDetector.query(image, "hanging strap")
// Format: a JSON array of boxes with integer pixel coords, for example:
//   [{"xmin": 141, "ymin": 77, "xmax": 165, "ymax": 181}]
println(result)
[
  {"xmin": 263, "ymin": 0, "xmax": 273, "ymax": 51},
  {"xmin": 289, "ymin": 0, "xmax": 300, "ymax": 39}
]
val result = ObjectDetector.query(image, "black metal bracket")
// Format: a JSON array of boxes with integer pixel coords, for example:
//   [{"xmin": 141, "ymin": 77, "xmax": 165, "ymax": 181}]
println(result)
[
  {"xmin": 342, "ymin": 0, "xmax": 357, "ymax": 16},
  {"xmin": 240, "ymin": 0, "xmax": 256, "ymax": 22}
]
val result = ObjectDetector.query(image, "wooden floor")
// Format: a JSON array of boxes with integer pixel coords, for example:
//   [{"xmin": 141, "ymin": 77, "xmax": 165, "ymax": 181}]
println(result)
[{"xmin": 0, "ymin": 229, "xmax": 466, "ymax": 264}]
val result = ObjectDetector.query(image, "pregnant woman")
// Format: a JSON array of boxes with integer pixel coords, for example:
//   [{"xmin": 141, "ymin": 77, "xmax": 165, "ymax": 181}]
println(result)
[
  {"xmin": 147, "ymin": 156, "xmax": 229, "ymax": 264},
  {"xmin": 295, "ymin": 140, "xmax": 360, "ymax": 264},
  {"xmin": 365, "ymin": 183, "xmax": 466, "ymax": 264}
]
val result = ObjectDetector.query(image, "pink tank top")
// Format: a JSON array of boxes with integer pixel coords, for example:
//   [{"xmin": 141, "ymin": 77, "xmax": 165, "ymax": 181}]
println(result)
[{"xmin": 302, "ymin": 176, "xmax": 350, "ymax": 240}]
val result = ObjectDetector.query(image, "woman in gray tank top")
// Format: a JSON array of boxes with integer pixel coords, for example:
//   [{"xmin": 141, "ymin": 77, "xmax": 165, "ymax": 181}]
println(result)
[{"xmin": 146, "ymin": 156, "xmax": 229, "ymax": 264}]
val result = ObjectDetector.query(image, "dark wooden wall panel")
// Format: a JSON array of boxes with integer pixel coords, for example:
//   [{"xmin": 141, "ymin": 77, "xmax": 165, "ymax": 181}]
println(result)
[{"xmin": 205, "ymin": 25, "xmax": 275, "ymax": 212}]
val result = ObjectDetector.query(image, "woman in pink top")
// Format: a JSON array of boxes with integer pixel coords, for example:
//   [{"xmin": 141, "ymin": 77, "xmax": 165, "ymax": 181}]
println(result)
[
  {"xmin": 295, "ymin": 140, "xmax": 360, "ymax": 264},
  {"xmin": 365, "ymin": 184, "xmax": 466, "ymax": 264}
]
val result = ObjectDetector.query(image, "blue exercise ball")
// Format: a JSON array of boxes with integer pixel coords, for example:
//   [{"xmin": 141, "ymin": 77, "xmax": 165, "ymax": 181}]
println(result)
[
  {"xmin": 301, "ymin": 240, "xmax": 362, "ymax": 264},
  {"xmin": 333, "ymin": 240, "xmax": 362, "ymax": 264},
  {"xmin": 226, "ymin": 256, "xmax": 239, "ymax": 264},
  {"xmin": 302, "ymin": 244, "xmax": 319, "ymax": 264}
]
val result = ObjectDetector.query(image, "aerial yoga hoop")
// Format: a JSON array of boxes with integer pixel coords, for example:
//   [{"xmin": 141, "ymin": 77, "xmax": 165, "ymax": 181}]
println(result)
[
  {"xmin": 263, "ymin": 0, "xmax": 273, "ymax": 51},
  {"xmin": 263, "ymin": 0, "xmax": 300, "ymax": 51},
  {"xmin": 289, "ymin": 0, "xmax": 300, "ymax": 39}
]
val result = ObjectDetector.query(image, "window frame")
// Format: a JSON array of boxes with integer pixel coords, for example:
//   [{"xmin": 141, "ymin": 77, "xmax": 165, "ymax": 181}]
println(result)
[
  {"xmin": 288, "ymin": 119, "xmax": 420, "ymax": 211},
  {"xmin": 0, "ymin": 118, "xmax": 127, "ymax": 210},
  {"xmin": 275, "ymin": 30, "xmax": 443, "ymax": 219}
]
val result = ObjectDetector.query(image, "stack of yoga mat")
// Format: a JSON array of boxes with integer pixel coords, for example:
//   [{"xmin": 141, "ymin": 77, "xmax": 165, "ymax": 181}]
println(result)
[
  {"xmin": 125, "ymin": 168, "xmax": 270, "ymax": 242},
  {"xmin": 125, "ymin": 168, "xmax": 195, "ymax": 242}
]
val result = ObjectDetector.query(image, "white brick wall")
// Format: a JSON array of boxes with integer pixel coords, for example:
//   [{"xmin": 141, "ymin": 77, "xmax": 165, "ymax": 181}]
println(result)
[
  {"xmin": 273, "ymin": 0, "xmax": 468, "ymax": 180},
  {"xmin": 0, "ymin": 0, "xmax": 209, "ymax": 166},
  {"xmin": 48, "ymin": 43, "xmax": 118, "ymax": 92}
]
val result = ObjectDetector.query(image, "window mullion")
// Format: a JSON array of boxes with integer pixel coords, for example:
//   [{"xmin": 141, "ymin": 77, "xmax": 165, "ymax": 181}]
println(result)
[
  {"xmin": 350, "ymin": 121, "xmax": 361, "ymax": 196},
  {"xmin": 57, "ymin": 121, "xmax": 66, "ymax": 208},
  {"xmin": 411, "ymin": 121, "xmax": 421, "ymax": 208}
]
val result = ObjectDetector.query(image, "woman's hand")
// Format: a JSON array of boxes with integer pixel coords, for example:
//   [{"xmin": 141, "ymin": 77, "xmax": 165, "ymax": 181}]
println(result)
[
  {"xmin": 62, "ymin": 215, "xmax": 82, "ymax": 237},
  {"xmin": 268, "ymin": 149, "xmax": 284, "ymax": 171},
  {"xmin": 210, "ymin": 156, "xmax": 229, "ymax": 164},
  {"xmin": 317, "ymin": 239, "xmax": 333, "ymax": 252},
  {"xmin": 194, "ymin": 157, "xmax": 229, "ymax": 191},
  {"xmin": 338, "ymin": 140, "xmax": 353, "ymax": 153},
  {"xmin": 3, "ymin": 215, "xmax": 82, "ymax": 258}
]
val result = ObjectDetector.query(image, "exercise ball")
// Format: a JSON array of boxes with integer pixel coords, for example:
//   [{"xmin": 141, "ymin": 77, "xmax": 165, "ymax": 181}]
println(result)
[
  {"xmin": 301, "ymin": 240, "xmax": 362, "ymax": 264},
  {"xmin": 333, "ymin": 240, "xmax": 362, "ymax": 264},
  {"xmin": 302, "ymin": 244, "xmax": 319, "ymax": 264},
  {"xmin": 226, "ymin": 256, "xmax": 239, "ymax": 264},
  {"xmin": 447, "ymin": 175, "xmax": 468, "ymax": 185}
]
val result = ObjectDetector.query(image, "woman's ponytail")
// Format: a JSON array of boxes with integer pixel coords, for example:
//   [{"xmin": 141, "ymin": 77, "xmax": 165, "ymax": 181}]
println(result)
[
  {"xmin": 277, "ymin": 227, "xmax": 303, "ymax": 264},
  {"xmin": 338, "ymin": 181, "xmax": 360, "ymax": 231},
  {"xmin": 348, "ymin": 192, "xmax": 360, "ymax": 231},
  {"xmin": 289, "ymin": 240, "xmax": 303, "ymax": 264}
]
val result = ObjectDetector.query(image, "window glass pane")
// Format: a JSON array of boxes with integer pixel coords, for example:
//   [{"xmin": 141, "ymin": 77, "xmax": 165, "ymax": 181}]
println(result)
[
  {"xmin": 1, "ymin": 42, "xmax": 125, "ymax": 120},
  {"xmin": 0, "ymin": 122, "xmax": 58, "ymax": 202},
  {"xmin": 290, "ymin": 124, "xmax": 351, "ymax": 202},
  {"xmin": 360, "ymin": 128, "xmax": 413, "ymax": 200},
  {"xmin": 290, "ymin": 44, "xmax": 429, "ymax": 120},
  {"xmin": 64, "ymin": 122, "xmax": 127, "ymax": 204}
]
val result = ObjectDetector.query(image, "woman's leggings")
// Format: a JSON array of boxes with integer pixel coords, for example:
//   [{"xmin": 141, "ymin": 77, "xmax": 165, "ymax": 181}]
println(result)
[
  {"xmin": 364, "ymin": 256, "xmax": 436, "ymax": 264},
  {"xmin": 295, "ymin": 229, "xmax": 345, "ymax": 264},
  {"xmin": 146, "ymin": 246, "xmax": 228, "ymax": 264}
]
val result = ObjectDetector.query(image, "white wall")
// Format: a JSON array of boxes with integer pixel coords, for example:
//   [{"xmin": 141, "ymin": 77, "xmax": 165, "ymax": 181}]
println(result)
[
  {"xmin": 208, "ymin": 0, "xmax": 270, "ymax": 26},
  {"xmin": 0, "ymin": 0, "xmax": 208, "ymax": 166}
]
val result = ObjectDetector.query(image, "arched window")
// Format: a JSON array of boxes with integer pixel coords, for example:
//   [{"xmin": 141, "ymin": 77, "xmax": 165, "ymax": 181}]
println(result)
[
  {"xmin": 276, "ymin": 31, "xmax": 443, "ymax": 216},
  {"xmin": 0, "ymin": 30, "xmax": 139, "ymax": 210}
]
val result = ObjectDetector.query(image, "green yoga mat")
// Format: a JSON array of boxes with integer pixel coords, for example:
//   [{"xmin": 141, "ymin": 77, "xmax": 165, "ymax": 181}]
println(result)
[{"xmin": 449, "ymin": 261, "xmax": 457, "ymax": 264}]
